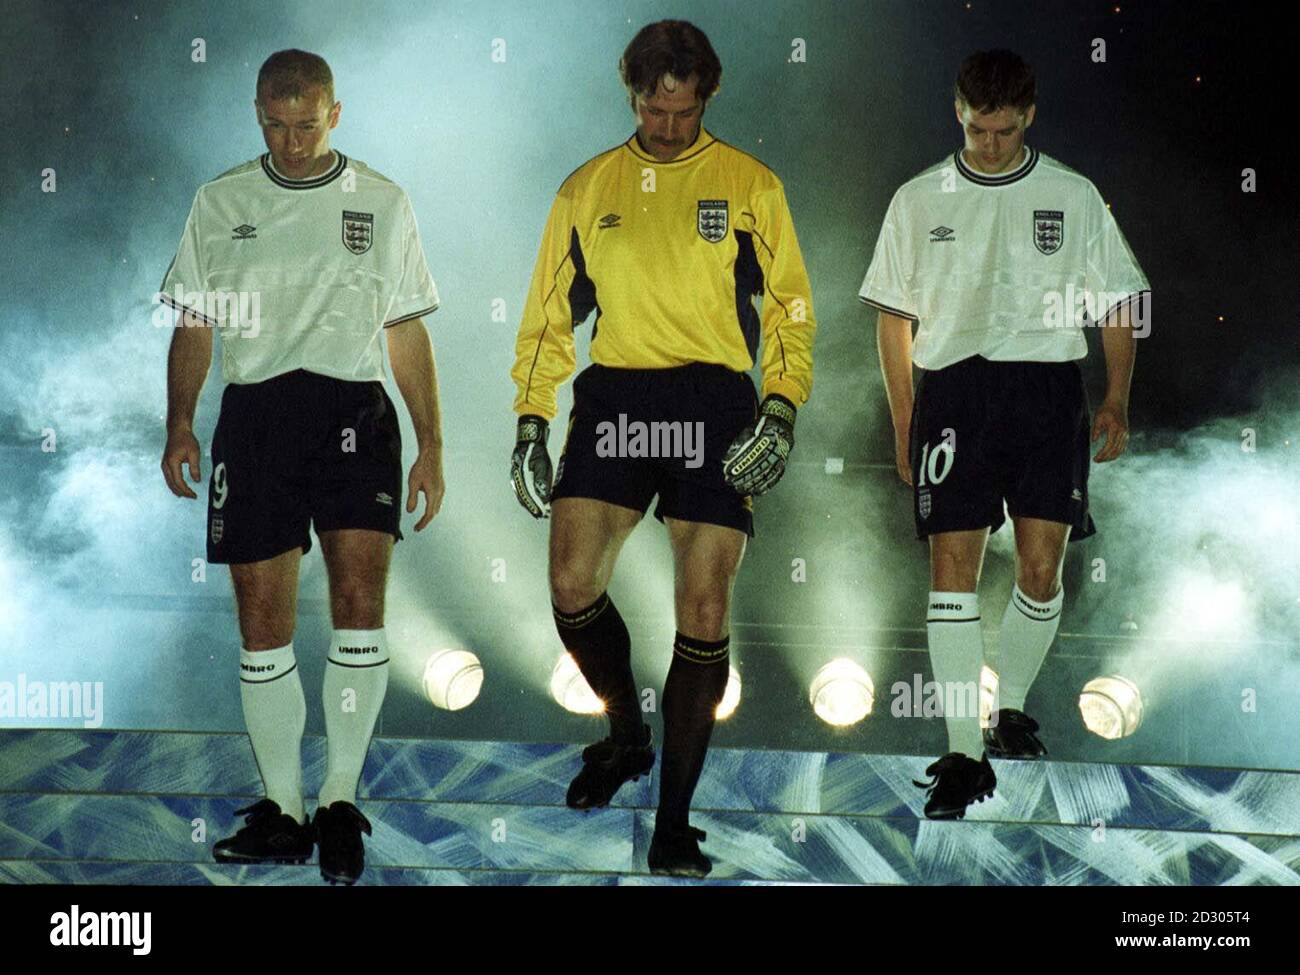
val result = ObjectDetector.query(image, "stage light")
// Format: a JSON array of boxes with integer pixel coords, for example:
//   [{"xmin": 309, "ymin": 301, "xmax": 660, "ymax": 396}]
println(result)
[
  {"xmin": 715, "ymin": 665, "xmax": 742, "ymax": 720},
  {"xmin": 809, "ymin": 658, "xmax": 873, "ymax": 726},
  {"xmin": 550, "ymin": 653, "xmax": 603, "ymax": 715},
  {"xmin": 1078, "ymin": 675, "xmax": 1144, "ymax": 740},
  {"xmin": 422, "ymin": 649, "xmax": 483, "ymax": 711},
  {"xmin": 979, "ymin": 665, "xmax": 999, "ymax": 728}
]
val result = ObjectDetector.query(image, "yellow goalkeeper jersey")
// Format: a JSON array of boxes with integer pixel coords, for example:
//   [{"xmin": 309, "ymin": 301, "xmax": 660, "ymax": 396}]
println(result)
[{"xmin": 511, "ymin": 127, "xmax": 816, "ymax": 419}]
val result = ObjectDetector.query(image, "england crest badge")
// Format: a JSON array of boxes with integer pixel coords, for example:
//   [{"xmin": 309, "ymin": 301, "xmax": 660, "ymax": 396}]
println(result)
[
  {"xmin": 1033, "ymin": 209, "xmax": 1063, "ymax": 255},
  {"xmin": 918, "ymin": 488, "xmax": 932, "ymax": 520},
  {"xmin": 697, "ymin": 199, "xmax": 728, "ymax": 243},
  {"xmin": 343, "ymin": 210, "xmax": 374, "ymax": 255}
]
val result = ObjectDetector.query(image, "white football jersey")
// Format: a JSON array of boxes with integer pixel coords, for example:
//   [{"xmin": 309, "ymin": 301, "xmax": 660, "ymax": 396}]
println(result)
[
  {"xmin": 859, "ymin": 146, "xmax": 1149, "ymax": 370},
  {"xmin": 158, "ymin": 151, "xmax": 439, "ymax": 384}
]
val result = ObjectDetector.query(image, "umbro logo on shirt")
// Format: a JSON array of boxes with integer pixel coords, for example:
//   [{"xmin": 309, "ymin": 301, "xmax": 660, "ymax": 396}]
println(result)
[
  {"xmin": 598, "ymin": 213, "xmax": 621, "ymax": 229},
  {"xmin": 929, "ymin": 226, "xmax": 955, "ymax": 242},
  {"xmin": 231, "ymin": 224, "xmax": 257, "ymax": 240}
]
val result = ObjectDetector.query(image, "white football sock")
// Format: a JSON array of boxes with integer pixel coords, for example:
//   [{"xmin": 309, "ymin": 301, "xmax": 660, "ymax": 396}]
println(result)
[
  {"xmin": 996, "ymin": 584, "xmax": 1064, "ymax": 712},
  {"xmin": 239, "ymin": 642, "xmax": 306, "ymax": 823},
  {"xmin": 926, "ymin": 591, "xmax": 985, "ymax": 760},
  {"xmin": 319, "ymin": 628, "xmax": 389, "ymax": 808}
]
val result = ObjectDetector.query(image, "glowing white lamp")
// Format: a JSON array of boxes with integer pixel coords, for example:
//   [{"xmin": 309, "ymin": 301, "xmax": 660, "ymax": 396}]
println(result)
[
  {"xmin": 1078, "ymin": 675, "xmax": 1144, "ymax": 740},
  {"xmin": 715, "ymin": 665, "xmax": 742, "ymax": 720},
  {"xmin": 550, "ymin": 653, "xmax": 604, "ymax": 714},
  {"xmin": 809, "ymin": 658, "xmax": 874, "ymax": 726},
  {"xmin": 422, "ymin": 649, "xmax": 484, "ymax": 711}
]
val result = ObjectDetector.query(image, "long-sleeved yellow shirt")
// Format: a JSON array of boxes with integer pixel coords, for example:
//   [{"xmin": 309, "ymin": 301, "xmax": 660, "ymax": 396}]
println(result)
[{"xmin": 511, "ymin": 127, "xmax": 815, "ymax": 420}]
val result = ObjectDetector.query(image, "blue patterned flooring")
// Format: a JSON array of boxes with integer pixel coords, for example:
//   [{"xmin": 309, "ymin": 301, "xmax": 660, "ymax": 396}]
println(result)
[{"xmin": 1, "ymin": 729, "xmax": 1297, "ymax": 885}]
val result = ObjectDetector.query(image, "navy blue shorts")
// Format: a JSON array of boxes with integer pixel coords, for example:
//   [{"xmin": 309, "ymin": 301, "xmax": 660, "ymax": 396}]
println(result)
[
  {"xmin": 909, "ymin": 355, "xmax": 1096, "ymax": 542},
  {"xmin": 551, "ymin": 363, "xmax": 758, "ymax": 537},
  {"xmin": 207, "ymin": 369, "xmax": 404, "ymax": 565}
]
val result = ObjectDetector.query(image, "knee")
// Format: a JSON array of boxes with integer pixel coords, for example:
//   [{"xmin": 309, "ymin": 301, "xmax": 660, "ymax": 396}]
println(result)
[
  {"xmin": 1016, "ymin": 559, "xmax": 1062, "ymax": 602},
  {"xmin": 330, "ymin": 583, "xmax": 384, "ymax": 629},
  {"xmin": 240, "ymin": 614, "xmax": 294, "ymax": 652},
  {"xmin": 549, "ymin": 561, "xmax": 602, "ymax": 614},
  {"xmin": 931, "ymin": 556, "xmax": 979, "ymax": 593},
  {"xmin": 676, "ymin": 589, "xmax": 730, "ymax": 641}
]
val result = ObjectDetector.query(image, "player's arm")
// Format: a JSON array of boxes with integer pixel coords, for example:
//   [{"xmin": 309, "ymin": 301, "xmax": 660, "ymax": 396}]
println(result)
[
  {"xmin": 721, "ymin": 181, "xmax": 814, "ymax": 496},
  {"xmin": 876, "ymin": 310, "xmax": 915, "ymax": 485},
  {"xmin": 1092, "ymin": 301, "xmax": 1137, "ymax": 463},
  {"xmin": 751, "ymin": 181, "xmax": 815, "ymax": 409},
  {"xmin": 1086, "ymin": 185, "xmax": 1149, "ymax": 463},
  {"xmin": 161, "ymin": 310, "xmax": 213, "ymax": 499},
  {"xmin": 386, "ymin": 317, "xmax": 445, "ymax": 528},
  {"xmin": 509, "ymin": 185, "xmax": 580, "ymax": 518}
]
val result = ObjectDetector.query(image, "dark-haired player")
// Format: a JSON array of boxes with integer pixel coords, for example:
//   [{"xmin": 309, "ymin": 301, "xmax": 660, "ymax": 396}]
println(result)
[
  {"xmin": 860, "ymin": 50, "xmax": 1148, "ymax": 819},
  {"xmin": 510, "ymin": 20, "xmax": 815, "ymax": 876},
  {"xmin": 159, "ymin": 49, "xmax": 445, "ymax": 883}
]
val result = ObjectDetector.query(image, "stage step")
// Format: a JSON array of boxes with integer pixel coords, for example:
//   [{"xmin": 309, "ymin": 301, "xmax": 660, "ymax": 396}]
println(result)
[{"xmin": 2, "ymin": 730, "xmax": 1297, "ymax": 885}]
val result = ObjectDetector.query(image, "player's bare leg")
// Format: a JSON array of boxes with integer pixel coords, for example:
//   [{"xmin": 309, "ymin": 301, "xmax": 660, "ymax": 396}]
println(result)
[
  {"xmin": 650, "ymin": 517, "xmax": 745, "ymax": 876},
  {"xmin": 313, "ymin": 527, "xmax": 395, "ymax": 884},
  {"xmin": 230, "ymin": 547, "xmax": 302, "ymax": 650},
  {"xmin": 550, "ymin": 497, "xmax": 651, "ymax": 808},
  {"xmin": 984, "ymin": 516, "xmax": 1070, "ymax": 759},
  {"xmin": 213, "ymin": 547, "xmax": 313, "ymax": 864},
  {"xmin": 549, "ymin": 497, "xmax": 643, "ymax": 612},
  {"xmin": 929, "ymin": 527, "xmax": 989, "ymax": 594}
]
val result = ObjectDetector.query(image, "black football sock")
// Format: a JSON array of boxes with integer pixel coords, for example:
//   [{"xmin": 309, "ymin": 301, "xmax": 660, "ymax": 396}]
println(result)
[
  {"xmin": 656, "ymin": 631, "xmax": 730, "ymax": 831},
  {"xmin": 553, "ymin": 593, "xmax": 644, "ymax": 745}
]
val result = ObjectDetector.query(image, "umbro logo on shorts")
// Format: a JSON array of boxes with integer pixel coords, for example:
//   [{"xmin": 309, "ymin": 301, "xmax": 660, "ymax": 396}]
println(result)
[
  {"xmin": 231, "ymin": 224, "xmax": 257, "ymax": 240},
  {"xmin": 1071, "ymin": 488, "xmax": 1083, "ymax": 500},
  {"xmin": 929, "ymin": 226, "xmax": 955, "ymax": 242},
  {"xmin": 598, "ymin": 213, "xmax": 621, "ymax": 229},
  {"xmin": 375, "ymin": 491, "xmax": 393, "ymax": 506}
]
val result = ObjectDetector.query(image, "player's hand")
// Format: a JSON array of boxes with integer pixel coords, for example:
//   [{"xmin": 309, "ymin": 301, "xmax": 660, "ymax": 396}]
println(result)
[
  {"xmin": 893, "ymin": 423, "xmax": 914, "ymax": 486},
  {"xmin": 722, "ymin": 394, "xmax": 796, "ymax": 497},
  {"xmin": 407, "ymin": 445, "xmax": 445, "ymax": 531},
  {"xmin": 1091, "ymin": 398, "xmax": 1129, "ymax": 463},
  {"xmin": 161, "ymin": 428, "xmax": 202, "ymax": 499},
  {"xmin": 511, "ymin": 414, "xmax": 553, "ymax": 518}
]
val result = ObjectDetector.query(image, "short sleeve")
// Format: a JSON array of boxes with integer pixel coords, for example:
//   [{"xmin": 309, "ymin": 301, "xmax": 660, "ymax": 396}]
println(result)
[
  {"xmin": 858, "ymin": 189, "xmax": 917, "ymax": 320},
  {"xmin": 384, "ymin": 194, "xmax": 440, "ymax": 327},
  {"xmin": 1086, "ymin": 184, "xmax": 1149, "ymax": 321},
  {"xmin": 157, "ymin": 191, "xmax": 214, "ymax": 324}
]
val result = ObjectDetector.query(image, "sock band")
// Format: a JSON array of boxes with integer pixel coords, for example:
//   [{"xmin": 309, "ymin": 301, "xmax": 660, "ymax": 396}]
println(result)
[
  {"xmin": 240, "ymin": 642, "xmax": 298, "ymax": 683},
  {"xmin": 327, "ymin": 629, "xmax": 390, "ymax": 668},
  {"xmin": 672, "ymin": 631, "xmax": 730, "ymax": 665},
  {"xmin": 927, "ymin": 591, "xmax": 980, "ymax": 624},
  {"xmin": 1010, "ymin": 584, "xmax": 1063, "ymax": 622},
  {"xmin": 553, "ymin": 592, "xmax": 611, "ymax": 629}
]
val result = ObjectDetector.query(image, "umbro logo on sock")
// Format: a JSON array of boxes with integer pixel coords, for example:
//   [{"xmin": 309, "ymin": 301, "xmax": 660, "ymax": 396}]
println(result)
[{"xmin": 337, "ymin": 645, "xmax": 380, "ymax": 655}]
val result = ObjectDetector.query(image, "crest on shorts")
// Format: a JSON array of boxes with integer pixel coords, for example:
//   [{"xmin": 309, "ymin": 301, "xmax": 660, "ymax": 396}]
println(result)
[
  {"xmin": 342, "ymin": 210, "xmax": 373, "ymax": 255},
  {"xmin": 697, "ymin": 199, "xmax": 728, "ymax": 243},
  {"xmin": 918, "ymin": 488, "xmax": 932, "ymax": 520},
  {"xmin": 210, "ymin": 515, "xmax": 224, "ymax": 544},
  {"xmin": 1033, "ymin": 209, "xmax": 1063, "ymax": 255}
]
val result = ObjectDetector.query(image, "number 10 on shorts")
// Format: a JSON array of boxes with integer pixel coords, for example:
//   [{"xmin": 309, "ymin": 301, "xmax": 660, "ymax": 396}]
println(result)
[{"xmin": 917, "ymin": 429, "xmax": 956, "ymax": 487}]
